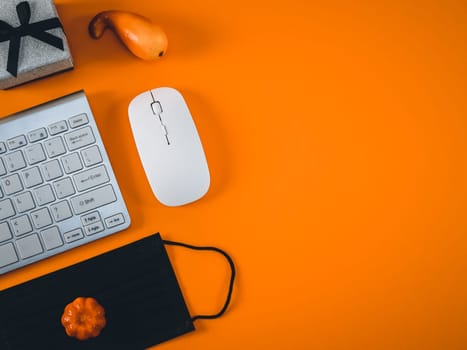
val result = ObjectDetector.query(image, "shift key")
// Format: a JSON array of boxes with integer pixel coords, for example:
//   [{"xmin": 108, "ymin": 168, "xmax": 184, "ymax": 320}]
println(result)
[{"xmin": 70, "ymin": 185, "xmax": 117, "ymax": 214}]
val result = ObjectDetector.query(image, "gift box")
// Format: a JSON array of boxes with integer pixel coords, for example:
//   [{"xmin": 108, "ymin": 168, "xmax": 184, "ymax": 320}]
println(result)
[{"xmin": 0, "ymin": 0, "xmax": 73, "ymax": 89}]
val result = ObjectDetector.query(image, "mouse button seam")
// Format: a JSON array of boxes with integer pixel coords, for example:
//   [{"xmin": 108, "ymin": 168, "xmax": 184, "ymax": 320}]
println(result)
[{"xmin": 149, "ymin": 90, "xmax": 156, "ymax": 103}]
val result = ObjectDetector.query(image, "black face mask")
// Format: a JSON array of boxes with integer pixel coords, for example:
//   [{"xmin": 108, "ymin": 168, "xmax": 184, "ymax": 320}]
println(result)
[{"xmin": 0, "ymin": 233, "xmax": 235, "ymax": 349}]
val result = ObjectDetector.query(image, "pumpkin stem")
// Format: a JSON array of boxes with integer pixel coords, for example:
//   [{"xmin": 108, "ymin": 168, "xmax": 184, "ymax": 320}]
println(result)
[{"xmin": 88, "ymin": 11, "xmax": 114, "ymax": 39}]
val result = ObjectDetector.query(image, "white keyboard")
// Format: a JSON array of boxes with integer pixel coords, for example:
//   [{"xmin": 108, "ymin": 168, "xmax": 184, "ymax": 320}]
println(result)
[{"xmin": 0, "ymin": 91, "xmax": 131, "ymax": 274}]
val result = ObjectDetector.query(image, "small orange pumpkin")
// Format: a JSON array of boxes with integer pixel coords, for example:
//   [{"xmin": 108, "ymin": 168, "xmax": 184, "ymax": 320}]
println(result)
[{"xmin": 61, "ymin": 297, "xmax": 107, "ymax": 340}]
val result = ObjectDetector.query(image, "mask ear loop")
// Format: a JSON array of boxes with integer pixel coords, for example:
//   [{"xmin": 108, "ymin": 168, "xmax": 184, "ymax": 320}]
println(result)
[{"xmin": 162, "ymin": 239, "xmax": 236, "ymax": 322}]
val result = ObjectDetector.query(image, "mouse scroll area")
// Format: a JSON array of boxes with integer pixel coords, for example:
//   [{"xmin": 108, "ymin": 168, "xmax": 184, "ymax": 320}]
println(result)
[
  {"xmin": 151, "ymin": 101, "xmax": 162, "ymax": 114},
  {"xmin": 151, "ymin": 101, "xmax": 170, "ymax": 145}
]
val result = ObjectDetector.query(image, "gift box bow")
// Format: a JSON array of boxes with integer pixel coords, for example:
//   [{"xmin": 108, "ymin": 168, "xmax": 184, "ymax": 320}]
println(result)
[{"xmin": 0, "ymin": 1, "xmax": 65, "ymax": 77}]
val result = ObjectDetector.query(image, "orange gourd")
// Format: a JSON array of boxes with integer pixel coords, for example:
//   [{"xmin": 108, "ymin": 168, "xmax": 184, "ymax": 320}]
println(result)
[
  {"xmin": 88, "ymin": 11, "xmax": 168, "ymax": 60},
  {"xmin": 61, "ymin": 297, "xmax": 107, "ymax": 340}
]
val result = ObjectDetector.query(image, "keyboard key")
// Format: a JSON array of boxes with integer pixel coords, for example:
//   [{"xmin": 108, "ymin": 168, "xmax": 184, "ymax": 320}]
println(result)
[
  {"xmin": 48, "ymin": 120, "xmax": 68, "ymax": 135},
  {"xmin": 34, "ymin": 184, "xmax": 55, "ymax": 206},
  {"xmin": 0, "ymin": 222, "xmax": 12, "ymax": 242},
  {"xmin": 40, "ymin": 226, "xmax": 63, "ymax": 250},
  {"xmin": 81, "ymin": 211, "xmax": 101, "ymax": 226},
  {"xmin": 73, "ymin": 165, "xmax": 109, "ymax": 192},
  {"xmin": 44, "ymin": 137, "xmax": 66, "ymax": 158},
  {"xmin": 105, "ymin": 213, "xmax": 125, "ymax": 228},
  {"xmin": 42, "ymin": 159, "xmax": 63, "ymax": 181},
  {"xmin": 0, "ymin": 142, "xmax": 6, "ymax": 154},
  {"xmin": 69, "ymin": 114, "xmax": 89, "ymax": 128},
  {"xmin": 50, "ymin": 200, "xmax": 72, "ymax": 222},
  {"xmin": 28, "ymin": 128, "xmax": 48, "ymax": 142},
  {"xmin": 12, "ymin": 191, "xmax": 36, "ymax": 213},
  {"xmin": 4, "ymin": 150, "xmax": 26, "ymax": 172},
  {"xmin": 0, "ymin": 243, "xmax": 18, "ymax": 268},
  {"xmin": 16, "ymin": 233, "xmax": 43, "ymax": 259},
  {"xmin": 84, "ymin": 221, "xmax": 104, "ymax": 236},
  {"xmin": 24, "ymin": 143, "xmax": 46, "ymax": 165},
  {"xmin": 2, "ymin": 174, "xmax": 23, "ymax": 195},
  {"xmin": 70, "ymin": 185, "xmax": 117, "ymax": 215},
  {"xmin": 0, "ymin": 199, "xmax": 15, "ymax": 220},
  {"xmin": 11, "ymin": 215, "xmax": 33, "ymax": 236},
  {"xmin": 0, "ymin": 158, "xmax": 6, "ymax": 176},
  {"xmin": 65, "ymin": 126, "xmax": 96, "ymax": 151},
  {"xmin": 61, "ymin": 152, "xmax": 83, "ymax": 174},
  {"xmin": 81, "ymin": 145, "xmax": 102, "ymax": 167},
  {"xmin": 31, "ymin": 207, "xmax": 53, "ymax": 229},
  {"xmin": 53, "ymin": 177, "xmax": 75, "ymax": 199},
  {"xmin": 22, "ymin": 167, "xmax": 43, "ymax": 188},
  {"xmin": 64, "ymin": 228, "xmax": 84, "ymax": 243},
  {"xmin": 7, "ymin": 135, "xmax": 27, "ymax": 150}
]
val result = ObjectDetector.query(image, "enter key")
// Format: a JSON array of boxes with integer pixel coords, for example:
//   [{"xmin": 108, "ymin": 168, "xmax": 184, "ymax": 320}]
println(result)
[{"xmin": 73, "ymin": 165, "xmax": 110, "ymax": 192}]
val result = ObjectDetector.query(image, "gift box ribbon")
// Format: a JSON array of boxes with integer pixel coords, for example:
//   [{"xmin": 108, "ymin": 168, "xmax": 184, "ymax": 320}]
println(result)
[{"xmin": 0, "ymin": 1, "xmax": 64, "ymax": 77}]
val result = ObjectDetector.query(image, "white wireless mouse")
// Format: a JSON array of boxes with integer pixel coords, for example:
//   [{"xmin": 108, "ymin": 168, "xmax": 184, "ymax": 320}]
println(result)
[{"xmin": 128, "ymin": 87, "xmax": 210, "ymax": 206}]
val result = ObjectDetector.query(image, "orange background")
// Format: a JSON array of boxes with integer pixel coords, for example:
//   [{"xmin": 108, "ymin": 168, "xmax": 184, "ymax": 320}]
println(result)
[{"xmin": 1, "ymin": 0, "xmax": 467, "ymax": 349}]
